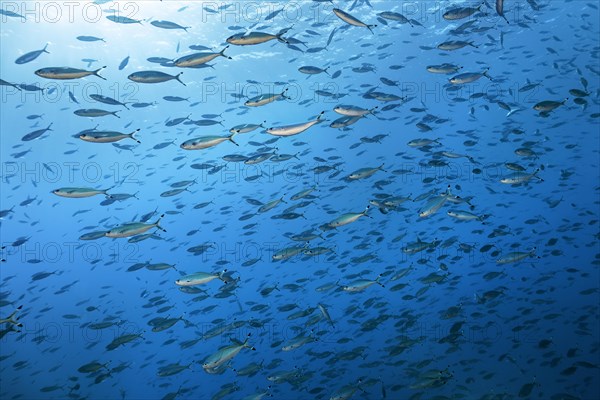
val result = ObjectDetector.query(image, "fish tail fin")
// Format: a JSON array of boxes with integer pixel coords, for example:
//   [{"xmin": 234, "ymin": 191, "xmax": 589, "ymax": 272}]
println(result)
[
  {"xmin": 324, "ymin": 67, "xmax": 330, "ymax": 76},
  {"xmin": 123, "ymin": 103, "xmax": 130, "ymax": 110},
  {"xmin": 281, "ymin": 87, "xmax": 290, "ymax": 99},
  {"xmin": 367, "ymin": 24, "xmax": 377, "ymax": 34},
  {"xmin": 103, "ymin": 185, "xmax": 115, "ymax": 197},
  {"xmin": 229, "ymin": 132, "xmax": 239, "ymax": 146},
  {"xmin": 220, "ymin": 45, "xmax": 232, "ymax": 60},
  {"xmin": 94, "ymin": 66, "xmax": 107, "ymax": 80},
  {"xmin": 562, "ymin": 97, "xmax": 569, "ymax": 105},
  {"xmin": 175, "ymin": 72, "xmax": 186, "ymax": 86},
  {"xmin": 111, "ymin": 110, "xmax": 120, "ymax": 118},
  {"xmin": 483, "ymin": 68, "xmax": 493, "ymax": 81},
  {"xmin": 43, "ymin": 43, "xmax": 50, "ymax": 53},
  {"xmin": 128, "ymin": 128, "xmax": 141, "ymax": 143},
  {"xmin": 362, "ymin": 205, "xmax": 372, "ymax": 217},
  {"xmin": 276, "ymin": 25, "xmax": 293, "ymax": 43},
  {"xmin": 317, "ymin": 111, "xmax": 325, "ymax": 120},
  {"xmin": 154, "ymin": 214, "xmax": 166, "ymax": 232},
  {"xmin": 276, "ymin": 32, "xmax": 289, "ymax": 44},
  {"xmin": 6, "ymin": 311, "xmax": 18, "ymax": 324}
]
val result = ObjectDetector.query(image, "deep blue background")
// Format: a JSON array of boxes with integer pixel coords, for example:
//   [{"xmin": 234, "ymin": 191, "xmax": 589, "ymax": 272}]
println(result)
[{"xmin": 1, "ymin": 1, "xmax": 599, "ymax": 399}]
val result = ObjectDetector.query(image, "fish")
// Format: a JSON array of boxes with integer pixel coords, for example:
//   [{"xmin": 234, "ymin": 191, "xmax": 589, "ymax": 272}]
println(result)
[
  {"xmin": 322, "ymin": 206, "xmax": 370, "ymax": 230},
  {"xmin": 35, "ymin": 66, "xmax": 106, "ymax": 80},
  {"xmin": 89, "ymin": 94, "xmax": 129, "ymax": 109},
  {"xmin": 226, "ymin": 28, "xmax": 292, "ymax": 45},
  {"xmin": 105, "ymin": 215, "xmax": 166, "ymax": 238},
  {"xmin": 76, "ymin": 35, "xmax": 105, "ymax": 42},
  {"xmin": 52, "ymin": 187, "xmax": 112, "ymax": 198},
  {"xmin": 202, "ymin": 335, "xmax": 255, "ymax": 372},
  {"xmin": 333, "ymin": 8, "xmax": 376, "ymax": 34},
  {"xmin": 106, "ymin": 333, "xmax": 144, "ymax": 350},
  {"xmin": 78, "ymin": 361, "xmax": 110, "ymax": 373},
  {"xmin": 128, "ymin": 71, "xmax": 186, "ymax": 86},
  {"xmin": 272, "ymin": 245, "xmax": 307, "ymax": 261},
  {"xmin": 282, "ymin": 333, "xmax": 317, "ymax": 351},
  {"xmin": 500, "ymin": 169, "xmax": 544, "ymax": 184},
  {"xmin": 330, "ymin": 115, "xmax": 363, "ymax": 129},
  {"xmin": 21, "ymin": 123, "xmax": 53, "ymax": 141},
  {"xmin": 106, "ymin": 15, "xmax": 141, "ymax": 24},
  {"xmin": 174, "ymin": 46, "xmax": 231, "ymax": 67},
  {"xmin": 342, "ymin": 275, "xmax": 384, "ymax": 292},
  {"xmin": 450, "ymin": 69, "xmax": 492, "ymax": 84},
  {"xmin": 347, "ymin": 164, "xmax": 385, "ymax": 180},
  {"xmin": 180, "ymin": 133, "xmax": 238, "ymax": 150},
  {"xmin": 317, "ymin": 303, "xmax": 335, "ymax": 327},
  {"xmin": 74, "ymin": 109, "xmax": 120, "ymax": 118},
  {"xmin": 118, "ymin": 55, "xmax": 129, "ymax": 70},
  {"xmin": 447, "ymin": 210, "xmax": 486, "ymax": 223},
  {"xmin": 298, "ymin": 66, "xmax": 330, "ymax": 75},
  {"xmin": 377, "ymin": 11, "xmax": 413, "ymax": 26},
  {"xmin": 245, "ymin": 89, "xmax": 289, "ymax": 107},
  {"xmin": 175, "ymin": 271, "xmax": 227, "ymax": 286},
  {"xmin": 496, "ymin": 0, "xmax": 509, "ymax": 23},
  {"xmin": 427, "ymin": 64, "xmax": 462, "ymax": 74},
  {"xmin": 258, "ymin": 196, "xmax": 286, "ymax": 213},
  {"xmin": 157, "ymin": 363, "xmax": 192, "ymax": 377},
  {"xmin": 79, "ymin": 129, "xmax": 140, "ymax": 143},
  {"xmin": 229, "ymin": 121, "xmax": 265, "ymax": 134},
  {"xmin": 266, "ymin": 111, "xmax": 325, "ymax": 136},
  {"xmin": 333, "ymin": 105, "xmax": 377, "ymax": 117},
  {"xmin": 496, "ymin": 248, "xmax": 539, "ymax": 264},
  {"xmin": 443, "ymin": 4, "xmax": 484, "ymax": 20},
  {"xmin": 150, "ymin": 20, "xmax": 190, "ymax": 31},
  {"xmin": 65, "ymin": 90, "xmax": 78, "ymax": 104},
  {"xmin": 438, "ymin": 40, "xmax": 478, "ymax": 51},
  {"xmin": 15, "ymin": 44, "xmax": 49, "ymax": 64},
  {"xmin": 533, "ymin": 99, "xmax": 568, "ymax": 113}
]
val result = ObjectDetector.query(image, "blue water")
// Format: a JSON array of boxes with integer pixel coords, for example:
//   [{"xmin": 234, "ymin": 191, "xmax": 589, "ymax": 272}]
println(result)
[{"xmin": 1, "ymin": 0, "xmax": 599, "ymax": 399}]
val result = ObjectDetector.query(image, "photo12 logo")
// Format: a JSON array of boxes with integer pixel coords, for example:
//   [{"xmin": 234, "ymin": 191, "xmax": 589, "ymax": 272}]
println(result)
[{"xmin": 0, "ymin": 1, "xmax": 139, "ymax": 23}]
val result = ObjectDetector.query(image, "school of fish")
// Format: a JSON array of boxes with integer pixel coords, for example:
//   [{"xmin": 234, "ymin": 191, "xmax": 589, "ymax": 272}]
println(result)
[{"xmin": 1, "ymin": 0, "xmax": 599, "ymax": 399}]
